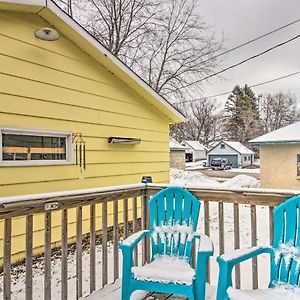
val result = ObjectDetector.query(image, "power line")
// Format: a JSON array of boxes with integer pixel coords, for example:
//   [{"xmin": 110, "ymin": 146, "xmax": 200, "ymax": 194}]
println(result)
[
  {"xmin": 200, "ymin": 17, "xmax": 300, "ymax": 65},
  {"xmin": 168, "ymin": 33, "xmax": 300, "ymax": 93},
  {"xmin": 180, "ymin": 70, "xmax": 300, "ymax": 103}
]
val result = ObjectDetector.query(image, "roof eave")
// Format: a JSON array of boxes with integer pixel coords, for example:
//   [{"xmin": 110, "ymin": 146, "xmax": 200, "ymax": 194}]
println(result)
[
  {"xmin": 250, "ymin": 140, "xmax": 300, "ymax": 146},
  {"xmin": 0, "ymin": 0, "xmax": 185, "ymax": 124}
]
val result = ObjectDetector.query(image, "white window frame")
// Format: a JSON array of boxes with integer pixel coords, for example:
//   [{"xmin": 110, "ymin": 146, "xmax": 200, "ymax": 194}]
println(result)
[{"xmin": 0, "ymin": 127, "xmax": 73, "ymax": 167}]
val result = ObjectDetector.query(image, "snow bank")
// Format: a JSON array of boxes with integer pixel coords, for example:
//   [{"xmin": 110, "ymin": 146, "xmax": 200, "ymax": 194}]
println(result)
[
  {"xmin": 222, "ymin": 174, "xmax": 260, "ymax": 188},
  {"xmin": 171, "ymin": 169, "xmax": 260, "ymax": 189},
  {"xmin": 170, "ymin": 169, "xmax": 221, "ymax": 187}
]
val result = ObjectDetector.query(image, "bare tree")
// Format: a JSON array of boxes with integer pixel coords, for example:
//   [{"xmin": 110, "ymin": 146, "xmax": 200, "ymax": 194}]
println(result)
[
  {"xmin": 171, "ymin": 98, "xmax": 224, "ymax": 146},
  {"xmin": 136, "ymin": 0, "xmax": 221, "ymax": 100},
  {"xmin": 65, "ymin": 0, "xmax": 221, "ymax": 102},
  {"xmin": 260, "ymin": 92, "xmax": 300, "ymax": 133},
  {"xmin": 55, "ymin": 0, "xmax": 74, "ymax": 16}
]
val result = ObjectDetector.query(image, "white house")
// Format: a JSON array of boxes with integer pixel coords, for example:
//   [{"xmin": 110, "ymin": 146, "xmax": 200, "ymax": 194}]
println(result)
[
  {"xmin": 183, "ymin": 141, "xmax": 207, "ymax": 162},
  {"xmin": 207, "ymin": 141, "xmax": 255, "ymax": 168}
]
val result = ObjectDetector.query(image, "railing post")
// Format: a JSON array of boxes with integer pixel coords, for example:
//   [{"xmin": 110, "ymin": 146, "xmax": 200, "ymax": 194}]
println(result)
[
  {"xmin": 102, "ymin": 201, "xmax": 108, "ymax": 287},
  {"xmin": 3, "ymin": 218, "xmax": 11, "ymax": 300},
  {"xmin": 251, "ymin": 205, "xmax": 258, "ymax": 289},
  {"xmin": 76, "ymin": 207, "xmax": 83, "ymax": 299},
  {"xmin": 26, "ymin": 215, "xmax": 33, "ymax": 300},
  {"xmin": 204, "ymin": 201, "xmax": 210, "ymax": 283},
  {"xmin": 113, "ymin": 199, "xmax": 119, "ymax": 281},
  {"xmin": 61, "ymin": 209, "xmax": 68, "ymax": 300},
  {"xmin": 90, "ymin": 204, "xmax": 96, "ymax": 293},
  {"xmin": 141, "ymin": 188, "xmax": 150, "ymax": 264},
  {"xmin": 44, "ymin": 212, "xmax": 51, "ymax": 300},
  {"xmin": 234, "ymin": 203, "xmax": 241, "ymax": 289}
]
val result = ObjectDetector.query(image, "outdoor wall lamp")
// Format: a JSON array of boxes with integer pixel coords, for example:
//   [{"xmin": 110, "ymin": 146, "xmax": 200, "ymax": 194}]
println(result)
[
  {"xmin": 108, "ymin": 137, "xmax": 141, "ymax": 144},
  {"xmin": 34, "ymin": 27, "xmax": 60, "ymax": 41}
]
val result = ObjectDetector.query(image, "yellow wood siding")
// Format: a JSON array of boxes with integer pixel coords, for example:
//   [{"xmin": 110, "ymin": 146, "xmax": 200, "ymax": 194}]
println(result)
[{"xmin": 0, "ymin": 11, "xmax": 171, "ymax": 262}]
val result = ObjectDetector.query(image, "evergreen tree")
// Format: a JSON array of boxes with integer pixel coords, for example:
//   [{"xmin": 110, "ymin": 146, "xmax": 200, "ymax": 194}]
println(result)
[{"xmin": 225, "ymin": 84, "xmax": 261, "ymax": 144}]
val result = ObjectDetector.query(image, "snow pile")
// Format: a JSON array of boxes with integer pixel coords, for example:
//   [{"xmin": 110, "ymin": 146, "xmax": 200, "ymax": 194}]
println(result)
[
  {"xmin": 171, "ymin": 169, "xmax": 260, "ymax": 188},
  {"xmin": 131, "ymin": 255, "xmax": 195, "ymax": 285},
  {"xmin": 222, "ymin": 174, "xmax": 260, "ymax": 188},
  {"xmin": 171, "ymin": 168, "xmax": 221, "ymax": 187},
  {"xmin": 227, "ymin": 284, "xmax": 300, "ymax": 300}
]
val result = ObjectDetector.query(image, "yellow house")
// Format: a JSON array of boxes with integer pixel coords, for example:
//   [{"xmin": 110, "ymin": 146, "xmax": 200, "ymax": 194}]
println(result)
[
  {"xmin": 250, "ymin": 121, "xmax": 300, "ymax": 189},
  {"xmin": 0, "ymin": 0, "xmax": 184, "ymax": 262}
]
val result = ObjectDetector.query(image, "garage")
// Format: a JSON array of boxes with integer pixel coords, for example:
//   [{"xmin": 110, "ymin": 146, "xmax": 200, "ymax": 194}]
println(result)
[
  {"xmin": 208, "ymin": 154, "xmax": 238, "ymax": 168},
  {"xmin": 207, "ymin": 141, "xmax": 255, "ymax": 168}
]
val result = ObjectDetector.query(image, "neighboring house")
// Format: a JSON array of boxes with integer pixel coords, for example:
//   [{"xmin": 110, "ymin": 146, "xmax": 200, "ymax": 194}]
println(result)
[
  {"xmin": 0, "ymin": 0, "xmax": 184, "ymax": 262},
  {"xmin": 170, "ymin": 139, "xmax": 187, "ymax": 170},
  {"xmin": 207, "ymin": 141, "xmax": 255, "ymax": 168},
  {"xmin": 183, "ymin": 141, "xmax": 207, "ymax": 162},
  {"xmin": 250, "ymin": 121, "xmax": 300, "ymax": 189}
]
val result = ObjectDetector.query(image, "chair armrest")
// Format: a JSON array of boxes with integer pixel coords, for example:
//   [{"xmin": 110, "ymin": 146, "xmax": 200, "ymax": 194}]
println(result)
[
  {"xmin": 119, "ymin": 230, "xmax": 150, "ymax": 250},
  {"xmin": 194, "ymin": 233, "xmax": 214, "ymax": 255},
  {"xmin": 218, "ymin": 246, "xmax": 273, "ymax": 265}
]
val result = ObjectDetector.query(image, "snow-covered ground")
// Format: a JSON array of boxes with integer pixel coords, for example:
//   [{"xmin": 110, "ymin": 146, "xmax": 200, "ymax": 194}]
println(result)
[
  {"xmin": 1, "ymin": 169, "xmax": 297, "ymax": 299},
  {"xmin": 171, "ymin": 168, "xmax": 260, "ymax": 188},
  {"xmin": 226, "ymin": 168, "xmax": 260, "ymax": 174}
]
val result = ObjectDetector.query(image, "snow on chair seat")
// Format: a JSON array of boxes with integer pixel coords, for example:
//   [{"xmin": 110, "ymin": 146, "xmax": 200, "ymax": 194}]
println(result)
[
  {"xmin": 131, "ymin": 255, "xmax": 195, "ymax": 285},
  {"xmin": 227, "ymin": 285, "xmax": 300, "ymax": 300}
]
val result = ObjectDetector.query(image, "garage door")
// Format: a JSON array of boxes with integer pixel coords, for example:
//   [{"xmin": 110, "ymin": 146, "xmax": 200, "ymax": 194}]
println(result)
[{"xmin": 208, "ymin": 154, "xmax": 239, "ymax": 168}]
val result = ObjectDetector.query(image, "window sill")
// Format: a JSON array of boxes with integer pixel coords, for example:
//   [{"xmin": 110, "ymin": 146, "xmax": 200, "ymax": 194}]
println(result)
[{"xmin": 0, "ymin": 160, "xmax": 74, "ymax": 167}]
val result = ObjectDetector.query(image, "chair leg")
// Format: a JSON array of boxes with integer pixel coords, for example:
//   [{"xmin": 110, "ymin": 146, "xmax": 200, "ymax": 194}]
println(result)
[
  {"xmin": 194, "ymin": 254, "xmax": 209, "ymax": 300},
  {"xmin": 216, "ymin": 262, "xmax": 233, "ymax": 300}
]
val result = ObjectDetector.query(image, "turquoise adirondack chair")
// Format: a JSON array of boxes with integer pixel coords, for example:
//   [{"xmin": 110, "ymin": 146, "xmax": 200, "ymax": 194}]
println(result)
[
  {"xmin": 119, "ymin": 186, "xmax": 213, "ymax": 300},
  {"xmin": 216, "ymin": 195, "xmax": 300, "ymax": 300}
]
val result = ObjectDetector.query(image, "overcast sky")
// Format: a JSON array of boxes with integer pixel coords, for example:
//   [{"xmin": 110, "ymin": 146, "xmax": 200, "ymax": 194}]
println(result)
[{"xmin": 197, "ymin": 0, "xmax": 300, "ymax": 104}]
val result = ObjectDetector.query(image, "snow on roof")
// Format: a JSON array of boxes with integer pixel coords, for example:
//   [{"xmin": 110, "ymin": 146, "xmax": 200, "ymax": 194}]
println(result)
[
  {"xmin": 170, "ymin": 139, "xmax": 187, "ymax": 150},
  {"xmin": 185, "ymin": 141, "xmax": 207, "ymax": 151},
  {"xmin": 249, "ymin": 121, "xmax": 300, "ymax": 145},
  {"xmin": 225, "ymin": 141, "xmax": 254, "ymax": 154}
]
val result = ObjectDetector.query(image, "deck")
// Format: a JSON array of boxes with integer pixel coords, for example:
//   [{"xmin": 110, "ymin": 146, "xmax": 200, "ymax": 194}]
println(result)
[
  {"xmin": 0, "ymin": 183, "xmax": 297, "ymax": 299},
  {"xmin": 84, "ymin": 279, "xmax": 216, "ymax": 299}
]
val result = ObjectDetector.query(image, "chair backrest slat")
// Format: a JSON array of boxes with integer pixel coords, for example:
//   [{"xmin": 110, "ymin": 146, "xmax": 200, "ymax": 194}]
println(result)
[
  {"xmin": 149, "ymin": 187, "xmax": 201, "ymax": 261},
  {"xmin": 271, "ymin": 195, "xmax": 300, "ymax": 286}
]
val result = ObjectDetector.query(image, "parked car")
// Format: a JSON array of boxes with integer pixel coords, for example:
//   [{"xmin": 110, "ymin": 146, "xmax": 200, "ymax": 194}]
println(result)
[{"xmin": 210, "ymin": 158, "xmax": 232, "ymax": 170}]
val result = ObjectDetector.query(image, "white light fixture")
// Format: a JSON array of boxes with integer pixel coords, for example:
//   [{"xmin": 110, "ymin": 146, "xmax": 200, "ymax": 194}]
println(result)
[
  {"xmin": 34, "ymin": 28, "xmax": 60, "ymax": 41},
  {"xmin": 108, "ymin": 137, "xmax": 141, "ymax": 144}
]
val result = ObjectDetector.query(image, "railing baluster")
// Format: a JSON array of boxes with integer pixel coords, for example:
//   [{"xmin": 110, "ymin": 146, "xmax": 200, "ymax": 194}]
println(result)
[
  {"xmin": 251, "ymin": 204, "xmax": 258, "ymax": 289},
  {"xmin": 141, "ymin": 193, "xmax": 147, "ymax": 265},
  {"xmin": 61, "ymin": 209, "xmax": 68, "ymax": 300},
  {"xmin": 269, "ymin": 207, "xmax": 274, "ymax": 245},
  {"xmin": 113, "ymin": 199, "xmax": 119, "ymax": 281},
  {"xmin": 90, "ymin": 204, "xmax": 96, "ymax": 293},
  {"xmin": 76, "ymin": 207, "xmax": 82, "ymax": 299},
  {"xmin": 123, "ymin": 198, "xmax": 128, "ymax": 238},
  {"xmin": 218, "ymin": 202, "xmax": 224, "ymax": 255},
  {"xmin": 3, "ymin": 218, "xmax": 11, "ymax": 300},
  {"xmin": 204, "ymin": 201, "xmax": 210, "ymax": 283},
  {"xmin": 44, "ymin": 212, "xmax": 51, "ymax": 300},
  {"xmin": 26, "ymin": 215, "xmax": 33, "ymax": 300},
  {"xmin": 234, "ymin": 203, "xmax": 241, "ymax": 289},
  {"xmin": 133, "ymin": 197, "xmax": 138, "ymax": 265},
  {"xmin": 102, "ymin": 201, "xmax": 108, "ymax": 287}
]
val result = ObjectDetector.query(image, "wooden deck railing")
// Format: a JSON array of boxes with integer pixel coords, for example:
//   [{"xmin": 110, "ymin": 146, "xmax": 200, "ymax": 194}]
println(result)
[{"xmin": 0, "ymin": 184, "xmax": 299, "ymax": 299}]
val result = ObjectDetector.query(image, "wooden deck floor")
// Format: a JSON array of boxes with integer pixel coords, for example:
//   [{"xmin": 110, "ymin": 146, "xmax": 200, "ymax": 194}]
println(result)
[{"xmin": 85, "ymin": 280, "xmax": 188, "ymax": 299}]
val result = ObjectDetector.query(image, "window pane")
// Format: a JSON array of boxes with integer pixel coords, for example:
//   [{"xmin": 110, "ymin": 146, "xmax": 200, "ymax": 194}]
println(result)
[
  {"xmin": 2, "ymin": 134, "xmax": 67, "ymax": 161},
  {"xmin": 297, "ymin": 155, "xmax": 300, "ymax": 176}
]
